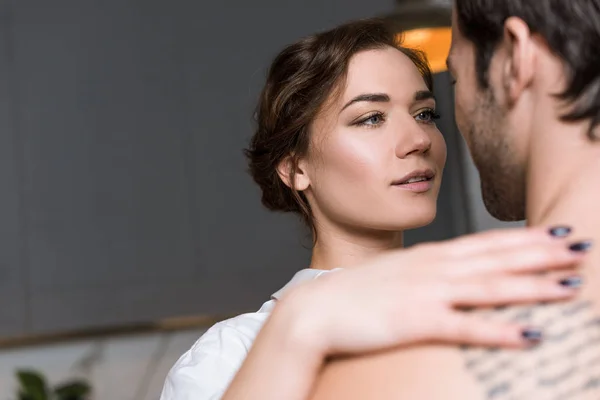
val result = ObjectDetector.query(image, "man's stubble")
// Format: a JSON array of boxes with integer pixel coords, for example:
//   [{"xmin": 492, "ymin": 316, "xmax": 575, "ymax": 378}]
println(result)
[{"xmin": 466, "ymin": 89, "xmax": 527, "ymax": 222}]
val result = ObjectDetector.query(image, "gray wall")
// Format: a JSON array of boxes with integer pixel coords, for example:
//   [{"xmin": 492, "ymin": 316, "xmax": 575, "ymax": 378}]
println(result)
[{"xmin": 0, "ymin": 0, "xmax": 475, "ymax": 339}]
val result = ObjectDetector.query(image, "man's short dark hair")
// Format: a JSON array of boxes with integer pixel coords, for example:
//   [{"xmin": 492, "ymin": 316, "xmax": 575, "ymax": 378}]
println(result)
[{"xmin": 455, "ymin": 0, "xmax": 600, "ymax": 136}]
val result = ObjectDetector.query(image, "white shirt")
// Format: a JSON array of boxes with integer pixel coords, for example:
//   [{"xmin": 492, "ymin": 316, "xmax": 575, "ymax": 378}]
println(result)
[{"xmin": 159, "ymin": 268, "xmax": 335, "ymax": 400}]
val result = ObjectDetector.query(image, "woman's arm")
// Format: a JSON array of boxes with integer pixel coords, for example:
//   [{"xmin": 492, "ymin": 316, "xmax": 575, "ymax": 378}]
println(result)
[
  {"xmin": 223, "ymin": 227, "xmax": 587, "ymax": 400},
  {"xmin": 221, "ymin": 289, "xmax": 325, "ymax": 400}
]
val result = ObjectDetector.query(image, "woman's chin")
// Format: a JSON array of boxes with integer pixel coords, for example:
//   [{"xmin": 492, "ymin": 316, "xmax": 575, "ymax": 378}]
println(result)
[
  {"xmin": 327, "ymin": 206, "xmax": 438, "ymax": 234},
  {"xmin": 382, "ymin": 209, "xmax": 437, "ymax": 231}
]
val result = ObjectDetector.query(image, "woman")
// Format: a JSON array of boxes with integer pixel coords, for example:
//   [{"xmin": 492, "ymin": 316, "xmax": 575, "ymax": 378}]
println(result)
[{"xmin": 160, "ymin": 19, "xmax": 585, "ymax": 400}]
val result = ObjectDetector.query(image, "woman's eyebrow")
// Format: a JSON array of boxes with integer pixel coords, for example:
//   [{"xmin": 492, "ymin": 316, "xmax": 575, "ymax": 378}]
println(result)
[{"xmin": 340, "ymin": 93, "xmax": 390, "ymax": 112}]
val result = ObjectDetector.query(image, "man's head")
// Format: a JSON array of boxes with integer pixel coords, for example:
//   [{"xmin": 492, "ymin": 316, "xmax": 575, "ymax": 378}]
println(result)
[{"xmin": 448, "ymin": 0, "xmax": 600, "ymax": 221}]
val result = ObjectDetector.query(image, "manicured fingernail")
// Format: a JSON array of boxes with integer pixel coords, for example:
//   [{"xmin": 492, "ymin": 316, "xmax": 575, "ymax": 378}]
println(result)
[
  {"xmin": 559, "ymin": 276, "xmax": 583, "ymax": 288},
  {"xmin": 549, "ymin": 226, "xmax": 572, "ymax": 237},
  {"xmin": 569, "ymin": 241, "xmax": 593, "ymax": 252},
  {"xmin": 521, "ymin": 328, "xmax": 543, "ymax": 343}
]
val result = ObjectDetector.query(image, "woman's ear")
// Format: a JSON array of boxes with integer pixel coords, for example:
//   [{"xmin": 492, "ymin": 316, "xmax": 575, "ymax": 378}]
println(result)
[{"xmin": 276, "ymin": 155, "xmax": 310, "ymax": 191}]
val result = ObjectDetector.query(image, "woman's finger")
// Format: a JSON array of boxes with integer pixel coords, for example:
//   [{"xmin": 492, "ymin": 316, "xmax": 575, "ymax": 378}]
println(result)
[
  {"xmin": 435, "ymin": 312, "xmax": 542, "ymax": 349},
  {"xmin": 448, "ymin": 271, "xmax": 582, "ymax": 306},
  {"xmin": 448, "ymin": 240, "xmax": 588, "ymax": 277},
  {"xmin": 440, "ymin": 226, "xmax": 571, "ymax": 259}
]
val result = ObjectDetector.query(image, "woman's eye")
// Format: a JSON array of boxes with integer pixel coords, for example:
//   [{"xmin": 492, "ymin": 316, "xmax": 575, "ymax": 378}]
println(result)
[
  {"xmin": 415, "ymin": 110, "xmax": 441, "ymax": 123},
  {"xmin": 364, "ymin": 114, "xmax": 382, "ymax": 125},
  {"xmin": 356, "ymin": 113, "xmax": 385, "ymax": 127}
]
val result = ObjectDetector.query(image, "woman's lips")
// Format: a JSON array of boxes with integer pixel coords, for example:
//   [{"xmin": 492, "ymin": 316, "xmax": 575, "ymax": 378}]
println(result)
[{"xmin": 392, "ymin": 178, "xmax": 433, "ymax": 193}]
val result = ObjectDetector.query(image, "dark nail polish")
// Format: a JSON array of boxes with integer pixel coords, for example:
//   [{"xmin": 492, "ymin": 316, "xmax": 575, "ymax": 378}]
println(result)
[
  {"xmin": 521, "ymin": 328, "xmax": 543, "ymax": 343},
  {"xmin": 569, "ymin": 241, "xmax": 593, "ymax": 252},
  {"xmin": 549, "ymin": 226, "xmax": 572, "ymax": 237},
  {"xmin": 559, "ymin": 276, "xmax": 583, "ymax": 288}
]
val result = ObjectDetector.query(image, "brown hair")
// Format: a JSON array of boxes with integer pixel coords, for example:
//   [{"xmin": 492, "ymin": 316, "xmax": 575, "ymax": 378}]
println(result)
[
  {"xmin": 244, "ymin": 18, "xmax": 433, "ymax": 234},
  {"xmin": 455, "ymin": 0, "xmax": 600, "ymax": 139}
]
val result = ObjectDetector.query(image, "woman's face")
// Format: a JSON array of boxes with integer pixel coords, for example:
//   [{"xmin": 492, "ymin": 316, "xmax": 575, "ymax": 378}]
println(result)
[{"xmin": 298, "ymin": 46, "xmax": 447, "ymax": 232}]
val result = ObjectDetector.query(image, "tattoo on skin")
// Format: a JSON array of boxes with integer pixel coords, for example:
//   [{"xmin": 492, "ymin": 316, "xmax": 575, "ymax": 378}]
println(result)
[{"xmin": 462, "ymin": 301, "xmax": 600, "ymax": 399}]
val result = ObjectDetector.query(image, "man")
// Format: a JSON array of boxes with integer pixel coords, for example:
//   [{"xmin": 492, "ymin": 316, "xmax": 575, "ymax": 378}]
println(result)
[{"xmin": 309, "ymin": 0, "xmax": 600, "ymax": 398}]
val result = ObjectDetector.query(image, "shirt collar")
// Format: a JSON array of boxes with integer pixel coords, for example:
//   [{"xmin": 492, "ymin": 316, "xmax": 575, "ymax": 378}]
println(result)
[{"xmin": 271, "ymin": 268, "xmax": 342, "ymax": 301}]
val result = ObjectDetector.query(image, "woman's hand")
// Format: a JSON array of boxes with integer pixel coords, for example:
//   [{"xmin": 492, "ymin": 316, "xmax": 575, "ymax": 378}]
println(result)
[{"xmin": 279, "ymin": 226, "xmax": 588, "ymax": 357}]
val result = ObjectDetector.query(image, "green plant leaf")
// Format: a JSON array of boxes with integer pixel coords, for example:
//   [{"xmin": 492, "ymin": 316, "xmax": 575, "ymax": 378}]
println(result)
[
  {"xmin": 53, "ymin": 381, "xmax": 91, "ymax": 400},
  {"xmin": 16, "ymin": 370, "xmax": 48, "ymax": 400},
  {"xmin": 18, "ymin": 391, "xmax": 36, "ymax": 400}
]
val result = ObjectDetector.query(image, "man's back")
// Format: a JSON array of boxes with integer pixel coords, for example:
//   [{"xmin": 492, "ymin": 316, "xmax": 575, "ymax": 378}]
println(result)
[{"xmin": 311, "ymin": 298, "xmax": 600, "ymax": 399}]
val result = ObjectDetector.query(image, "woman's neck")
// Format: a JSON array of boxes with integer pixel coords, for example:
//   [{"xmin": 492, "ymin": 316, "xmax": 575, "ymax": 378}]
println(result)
[{"xmin": 309, "ymin": 224, "xmax": 403, "ymax": 271}]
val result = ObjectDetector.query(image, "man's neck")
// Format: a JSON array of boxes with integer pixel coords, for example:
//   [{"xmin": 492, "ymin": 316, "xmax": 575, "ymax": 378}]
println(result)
[{"xmin": 526, "ymin": 117, "xmax": 600, "ymax": 293}]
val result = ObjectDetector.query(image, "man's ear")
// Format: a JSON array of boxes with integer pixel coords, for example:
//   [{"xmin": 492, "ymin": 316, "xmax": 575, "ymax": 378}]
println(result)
[
  {"xmin": 276, "ymin": 155, "xmax": 310, "ymax": 191},
  {"xmin": 501, "ymin": 17, "xmax": 536, "ymax": 105}
]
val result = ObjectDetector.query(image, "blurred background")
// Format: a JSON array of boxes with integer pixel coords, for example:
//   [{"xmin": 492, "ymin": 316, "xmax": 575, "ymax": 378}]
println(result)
[{"xmin": 0, "ymin": 0, "xmax": 521, "ymax": 398}]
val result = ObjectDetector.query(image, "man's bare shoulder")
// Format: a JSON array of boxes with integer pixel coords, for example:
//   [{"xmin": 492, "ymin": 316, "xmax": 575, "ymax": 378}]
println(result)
[
  {"xmin": 463, "ymin": 300, "xmax": 600, "ymax": 399},
  {"xmin": 311, "ymin": 344, "xmax": 483, "ymax": 400},
  {"xmin": 310, "ymin": 300, "xmax": 600, "ymax": 400}
]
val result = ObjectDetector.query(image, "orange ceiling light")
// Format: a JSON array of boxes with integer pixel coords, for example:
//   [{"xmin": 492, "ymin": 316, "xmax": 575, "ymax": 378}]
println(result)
[{"xmin": 396, "ymin": 27, "xmax": 452, "ymax": 73}]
